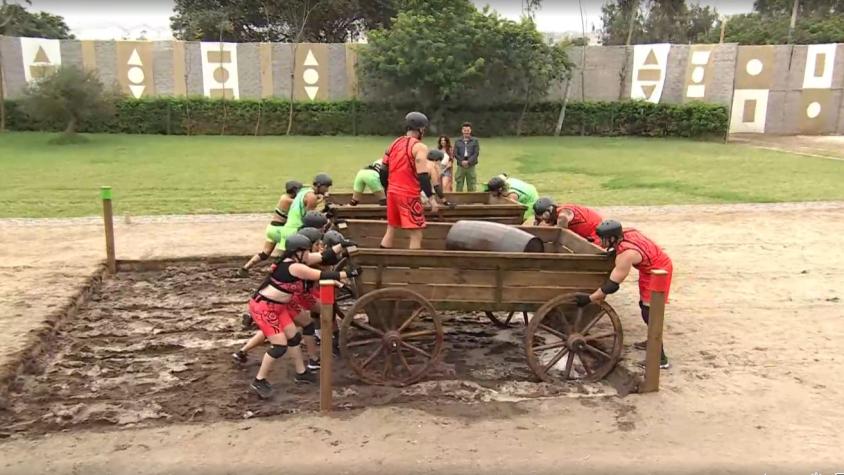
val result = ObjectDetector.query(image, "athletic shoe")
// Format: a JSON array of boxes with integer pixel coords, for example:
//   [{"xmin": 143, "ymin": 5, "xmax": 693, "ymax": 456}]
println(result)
[
  {"xmin": 232, "ymin": 350, "xmax": 248, "ymax": 364},
  {"xmin": 294, "ymin": 369, "xmax": 317, "ymax": 384},
  {"xmin": 633, "ymin": 340, "xmax": 648, "ymax": 350},
  {"xmin": 637, "ymin": 356, "xmax": 671, "ymax": 370},
  {"xmin": 250, "ymin": 378, "xmax": 272, "ymax": 399},
  {"xmin": 307, "ymin": 358, "xmax": 321, "ymax": 371}
]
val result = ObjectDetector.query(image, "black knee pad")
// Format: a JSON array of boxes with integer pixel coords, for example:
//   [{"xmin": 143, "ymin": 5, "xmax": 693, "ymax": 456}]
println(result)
[
  {"xmin": 258, "ymin": 251, "xmax": 270, "ymax": 260},
  {"xmin": 287, "ymin": 332, "xmax": 302, "ymax": 347},
  {"xmin": 639, "ymin": 301, "xmax": 650, "ymax": 324},
  {"xmin": 302, "ymin": 322, "xmax": 316, "ymax": 336},
  {"xmin": 267, "ymin": 344, "xmax": 287, "ymax": 359}
]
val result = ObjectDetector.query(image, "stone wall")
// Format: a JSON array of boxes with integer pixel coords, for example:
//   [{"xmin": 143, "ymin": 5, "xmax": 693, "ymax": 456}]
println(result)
[{"xmin": 1, "ymin": 35, "xmax": 842, "ymax": 135}]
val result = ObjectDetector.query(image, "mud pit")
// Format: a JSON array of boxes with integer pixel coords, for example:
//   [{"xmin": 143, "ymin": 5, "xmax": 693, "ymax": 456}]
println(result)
[{"xmin": 2, "ymin": 259, "xmax": 625, "ymax": 435}]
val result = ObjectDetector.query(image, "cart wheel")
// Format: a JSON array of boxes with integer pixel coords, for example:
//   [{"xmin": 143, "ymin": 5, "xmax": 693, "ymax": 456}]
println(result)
[
  {"xmin": 525, "ymin": 293, "xmax": 623, "ymax": 383},
  {"xmin": 484, "ymin": 311, "xmax": 530, "ymax": 328},
  {"xmin": 330, "ymin": 256, "xmax": 358, "ymax": 303},
  {"xmin": 340, "ymin": 288, "xmax": 444, "ymax": 386}
]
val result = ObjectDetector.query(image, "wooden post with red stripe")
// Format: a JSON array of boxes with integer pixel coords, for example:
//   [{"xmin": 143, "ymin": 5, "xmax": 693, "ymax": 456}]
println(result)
[
  {"xmin": 641, "ymin": 269, "xmax": 668, "ymax": 393},
  {"xmin": 319, "ymin": 280, "xmax": 335, "ymax": 413}
]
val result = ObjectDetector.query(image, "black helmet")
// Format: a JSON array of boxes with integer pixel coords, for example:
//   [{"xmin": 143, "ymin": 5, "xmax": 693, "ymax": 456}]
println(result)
[
  {"xmin": 322, "ymin": 230, "xmax": 346, "ymax": 247},
  {"xmin": 285, "ymin": 180, "xmax": 303, "ymax": 195},
  {"xmin": 302, "ymin": 211, "xmax": 328, "ymax": 229},
  {"xmin": 427, "ymin": 149, "xmax": 444, "ymax": 162},
  {"xmin": 533, "ymin": 197, "xmax": 556, "ymax": 216},
  {"xmin": 487, "ymin": 176, "xmax": 507, "ymax": 193},
  {"xmin": 313, "ymin": 173, "xmax": 333, "ymax": 187},
  {"xmin": 284, "ymin": 234, "xmax": 312, "ymax": 253},
  {"xmin": 596, "ymin": 220, "xmax": 623, "ymax": 239},
  {"xmin": 298, "ymin": 227, "xmax": 323, "ymax": 244},
  {"xmin": 405, "ymin": 111, "xmax": 429, "ymax": 131}
]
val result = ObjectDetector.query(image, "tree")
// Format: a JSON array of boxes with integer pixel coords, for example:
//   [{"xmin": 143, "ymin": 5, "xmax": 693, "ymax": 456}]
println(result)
[
  {"xmin": 600, "ymin": 0, "xmax": 718, "ymax": 45},
  {"xmin": 358, "ymin": 0, "xmax": 571, "ymax": 133},
  {"xmin": 600, "ymin": 0, "xmax": 645, "ymax": 45},
  {"xmin": 170, "ymin": 0, "xmax": 397, "ymax": 42},
  {"xmin": 708, "ymin": 11, "xmax": 844, "ymax": 43},
  {"xmin": 20, "ymin": 66, "xmax": 117, "ymax": 143}
]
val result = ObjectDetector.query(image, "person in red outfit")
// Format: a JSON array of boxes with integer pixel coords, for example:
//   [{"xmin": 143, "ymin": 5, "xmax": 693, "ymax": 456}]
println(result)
[
  {"xmin": 378, "ymin": 112, "xmax": 436, "ymax": 249},
  {"xmin": 576, "ymin": 220, "xmax": 673, "ymax": 369},
  {"xmin": 532, "ymin": 198, "xmax": 604, "ymax": 246}
]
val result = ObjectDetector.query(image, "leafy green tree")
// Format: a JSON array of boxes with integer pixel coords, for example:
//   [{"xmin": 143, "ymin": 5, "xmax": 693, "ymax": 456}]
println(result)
[
  {"xmin": 0, "ymin": 1, "xmax": 73, "ymax": 39},
  {"xmin": 600, "ymin": 0, "xmax": 718, "ymax": 45},
  {"xmin": 20, "ymin": 66, "xmax": 117, "ymax": 143}
]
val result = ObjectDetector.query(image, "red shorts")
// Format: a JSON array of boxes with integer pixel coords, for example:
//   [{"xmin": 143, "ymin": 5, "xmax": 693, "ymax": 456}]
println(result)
[
  {"xmin": 293, "ymin": 286, "xmax": 319, "ymax": 312},
  {"xmin": 638, "ymin": 262, "xmax": 673, "ymax": 305},
  {"xmin": 386, "ymin": 192, "xmax": 426, "ymax": 229},
  {"xmin": 248, "ymin": 296, "xmax": 297, "ymax": 337}
]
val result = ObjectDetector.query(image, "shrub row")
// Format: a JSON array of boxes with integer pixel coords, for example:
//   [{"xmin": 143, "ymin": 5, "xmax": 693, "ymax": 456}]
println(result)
[{"xmin": 3, "ymin": 97, "xmax": 728, "ymax": 138}]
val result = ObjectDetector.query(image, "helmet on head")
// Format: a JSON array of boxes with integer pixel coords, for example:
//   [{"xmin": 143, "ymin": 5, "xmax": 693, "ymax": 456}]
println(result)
[
  {"xmin": 427, "ymin": 149, "xmax": 444, "ymax": 162},
  {"xmin": 533, "ymin": 197, "xmax": 557, "ymax": 216},
  {"xmin": 284, "ymin": 234, "xmax": 312, "ymax": 253},
  {"xmin": 302, "ymin": 211, "xmax": 328, "ymax": 230},
  {"xmin": 405, "ymin": 111, "xmax": 429, "ymax": 131},
  {"xmin": 322, "ymin": 230, "xmax": 346, "ymax": 247},
  {"xmin": 298, "ymin": 227, "xmax": 323, "ymax": 244},
  {"xmin": 487, "ymin": 176, "xmax": 507, "ymax": 193},
  {"xmin": 313, "ymin": 173, "xmax": 333, "ymax": 188},
  {"xmin": 285, "ymin": 180, "xmax": 303, "ymax": 196},
  {"xmin": 596, "ymin": 220, "xmax": 623, "ymax": 240}
]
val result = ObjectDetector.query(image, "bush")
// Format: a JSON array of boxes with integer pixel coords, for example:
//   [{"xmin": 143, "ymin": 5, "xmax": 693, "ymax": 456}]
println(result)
[{"xmin": 3, "ymin": 97, "xmax": 727, "ymax": 138}]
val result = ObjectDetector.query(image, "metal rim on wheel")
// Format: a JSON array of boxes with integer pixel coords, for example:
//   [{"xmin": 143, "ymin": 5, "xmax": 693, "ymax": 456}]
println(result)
[
  {"xmin": 524, "ymin": 293, "xmax": 623, "ymax": 383},
  {"xmin": 340, "ymin": 288, "xmax": 444, "ymax": 386}
]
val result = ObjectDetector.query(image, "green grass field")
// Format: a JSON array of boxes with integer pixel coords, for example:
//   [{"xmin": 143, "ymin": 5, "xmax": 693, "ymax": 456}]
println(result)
[{"xmin": 1, "ymin": 132, "xmax": 843, "ymax": 218}]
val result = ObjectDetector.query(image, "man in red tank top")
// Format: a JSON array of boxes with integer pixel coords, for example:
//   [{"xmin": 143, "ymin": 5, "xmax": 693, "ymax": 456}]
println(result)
[
  {"xmin": 379, "ymin": 112, "xmax": 437, "ymax": 249},
  {"xmin": 575, "ymin": 220, "xmax": 673, "ymax": 369},
  {"xmin": 532, "ymin": 198, "xmax": 604, "ymax": 245}
]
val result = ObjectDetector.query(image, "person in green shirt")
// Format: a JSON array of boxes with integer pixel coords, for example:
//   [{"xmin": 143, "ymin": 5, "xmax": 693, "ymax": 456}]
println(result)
[
  {"xmin": 485, "ymin": 174, "xmax": 539, "ymax": 223},
  {"xmin": 350, "ymin": 158, "xmax": 386, "ymax": 206}
]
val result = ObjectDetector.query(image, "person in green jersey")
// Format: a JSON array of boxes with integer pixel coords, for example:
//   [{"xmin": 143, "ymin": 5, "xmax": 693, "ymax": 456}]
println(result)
[
  {"xmin": 485, "ymin": 174, "xmax": 539, "ymax": 223},
  {"xmin": 350, "ymin": 159, "xmax": 386, "ymax": 206}
]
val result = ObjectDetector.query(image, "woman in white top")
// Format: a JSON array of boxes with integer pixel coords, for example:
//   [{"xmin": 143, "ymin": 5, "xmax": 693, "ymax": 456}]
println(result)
[{"xmin": 437, "ymin": 135, "xmax": 454, "ymax": 192}]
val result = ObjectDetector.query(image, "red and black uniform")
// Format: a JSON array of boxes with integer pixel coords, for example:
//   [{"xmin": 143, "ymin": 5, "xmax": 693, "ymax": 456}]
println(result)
[
  {"xmin": 383, "ymin": 136, "xmax": 425, "ymax": 229},
  {"xmin": 615, "ymin": 229, "xmax": 673, "ymax": 304},
  {"xmin": 248, "ymin": 261, "xmax": 309, "ymax": 337},
  {"xmin": 559, "ymin": 204, "xmax": 603, "ymax": 245}
]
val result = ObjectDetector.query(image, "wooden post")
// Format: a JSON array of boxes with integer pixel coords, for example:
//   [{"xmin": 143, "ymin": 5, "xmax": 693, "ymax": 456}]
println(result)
[
  {"xmin": 641, "ymin": 269, "xmax": 668, "ymax": 393},
  {"xmin": 101, "ymin": 186, "xmax": 116, "ymax": 274},
  {"xmin": 319, "ymin": 280, "xmax": 335, "ymax": 413}
]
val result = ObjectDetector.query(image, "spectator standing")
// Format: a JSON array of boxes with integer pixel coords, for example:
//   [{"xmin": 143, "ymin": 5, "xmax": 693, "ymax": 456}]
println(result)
[
  {"xmin": 453, "ymin": 122, "xmax": 480, "ymax": 192},
  {"xmin": 437, "ymin": 136, "xmax": 454, "ymax": 192}
]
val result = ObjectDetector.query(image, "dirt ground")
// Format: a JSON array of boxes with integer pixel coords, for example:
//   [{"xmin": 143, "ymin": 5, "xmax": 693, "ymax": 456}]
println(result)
[
  {"xmin": 730, "ymin": 133, "xmax": 844, "ymax": 160},
  {"xmin": 1, "ymin": 202, "xmax": 844, "ymax": 474}
]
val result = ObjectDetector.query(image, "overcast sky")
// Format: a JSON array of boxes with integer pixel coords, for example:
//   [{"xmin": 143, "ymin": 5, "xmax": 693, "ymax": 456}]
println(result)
[{"xmin": 28, "ymin": 0, "xmax": 756, "ymax": 40}]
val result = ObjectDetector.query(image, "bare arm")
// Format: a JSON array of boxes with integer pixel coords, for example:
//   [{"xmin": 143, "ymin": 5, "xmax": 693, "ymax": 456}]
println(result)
[
  {"xmin": 303, "ymin": 243, "xmax": 344, "ymax": 266},
  {"xmin": 303, "ymin": 192, "xmax": 319, "ymax": 210},
  {"xmin": 556, "ymin": 208, "xmax": 573, "ymax": 229},
  {"xmin": 589, "ymin": 250, "xmax": 640, "ymax": 303},
  {"xmin": 501, "ymin": 192, "xmax": 521, "ymax": 205},
  {"xmin": 288, "ymin": 261, "xmax": 348, "ymax": 282}
]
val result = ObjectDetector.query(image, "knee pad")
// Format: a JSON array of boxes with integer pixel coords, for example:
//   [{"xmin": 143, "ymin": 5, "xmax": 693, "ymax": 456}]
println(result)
[
  {"xmin": 287, "ymin": 332, "xmax": 302, "ymax": 347},
  {"xmin": 302, "ymin": 322, "xmax": 315, "ymax": 336},
  {"xmin": 639, "ymin": 301, "xmax": 650, "ymax": 324},
  {"xmin": 258, "ymin": 251, "xmax": 270, "ymax": 260},
  {"xmin": 267, "ymin": 344, "xmax": 288, "ymax": 359}
]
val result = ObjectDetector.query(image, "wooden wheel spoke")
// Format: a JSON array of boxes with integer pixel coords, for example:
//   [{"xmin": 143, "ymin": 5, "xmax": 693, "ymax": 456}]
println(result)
[
  {"xmin": 400, "ymin": 340, "xmax": 432, "ymax": 358},
  {"xmin": 563, "ymin": 350, "xmax": 575, "ymax": 380},
  {"xmin": 584, "ymin": 331, "xmax": 616, "ymax": 342},
  {"xmin": 533, "ymin": 340, "xmax": 567, "ymax": 352},
  {"xmin": 400, "ymin": 329, "xmax": 438, "ymax": 340},
  {"xmin": 539, "ymin": 323, "xmax": 567, "ymax": 340},
  {"xmin": 397, "ymin": 307, "xmax": 424, "ymax": 333},
  {"xmin": 573, "ymin": 307, "xmax": 584, "ymax": 333},
  {"xmin": 352, "ymin": 319, "xmax": 384, "ymax": 337},
  {"xmin": 390, "ymin": 299, "xmax": 400, "ymax": 323},
  {"xmin": 580, "ymin": 311, "xmax": 606, "ymax": 335},
  {"xmin": 383, "ymin": 350, "xmax": 392, "ymax": 378},
  {"xmin": 346, "ymin": 337, "xmax": 382, "ymax": 348},
  {"xmin": 361, "ymin": 345, "xmax": 384, "ymax": 369},
  {"xmin": 583, "ymin": 343, "xmax": 611, "ymax": 360},
  {"xmin": 542, "ymin": 347, "xmax": 569, "ymax": 373},
  {"xmin": 397, "ymin": 347, "xmax": 413, "ymax": 375}
]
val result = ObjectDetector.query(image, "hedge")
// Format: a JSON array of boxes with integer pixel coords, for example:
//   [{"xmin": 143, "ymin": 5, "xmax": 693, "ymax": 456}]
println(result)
[{"xmin": 2, "ymin": 97, "xmax": 728, "ymax": 138}]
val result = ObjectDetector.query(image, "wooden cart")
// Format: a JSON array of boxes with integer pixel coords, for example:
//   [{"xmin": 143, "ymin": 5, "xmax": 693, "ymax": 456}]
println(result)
[
  {"xmin": 327, "ymin": 192, "xmax": 497, "ymax": 206},
  {"xmin": 336, "ymin": 220, "xmax": 624, "ymax": 387},
  {"xmin": 325, "ymin": 193, "xmax": 526, "ymax": 224}
]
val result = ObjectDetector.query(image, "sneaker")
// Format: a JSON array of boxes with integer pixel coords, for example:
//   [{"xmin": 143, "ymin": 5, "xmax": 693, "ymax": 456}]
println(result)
[
  {"xmin": 294, "ymin": 369, "xmax": 317, "ymax": 384},
  {"xmin": 633, "ymin": 340, "xmax": 648, "ymax": 350},
  {"xmin": 250, "ymin": 378, "xmax": 272, "ymax": 399},
  {"xmin": 232, "ymin": 350, "xmax": 248, "ymax": 364},
  {"xmin": 637, "ymin": 356, "xmax": 671, "ymax": 370},
  {"xmin": 307, "ymin": 358, "xmax": 321, "ymax": 371}
]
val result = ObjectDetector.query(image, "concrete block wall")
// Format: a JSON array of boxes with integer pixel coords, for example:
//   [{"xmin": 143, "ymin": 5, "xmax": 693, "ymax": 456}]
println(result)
[{"xmin": 1, "ymin": 35, "xmax": 842, "ymax": 135}]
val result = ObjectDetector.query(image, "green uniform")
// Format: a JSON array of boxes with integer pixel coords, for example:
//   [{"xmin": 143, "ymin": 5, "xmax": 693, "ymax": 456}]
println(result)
[
  {"xmin": 504, "ymin": 176, "xmax": 539, "ymax": 220},
  {"xmin": 276, "ymin": 187, "xmax": 312, "ymax": 250},
  {"xmin": 353, "ymin": 159, "xmax": 384, "ymax": 193}
]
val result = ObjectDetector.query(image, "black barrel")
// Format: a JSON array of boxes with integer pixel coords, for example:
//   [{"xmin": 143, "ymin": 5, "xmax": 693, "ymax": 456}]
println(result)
[{"xmin": 445, "ymin": 220, "xmax": 544, "ymax": 253}]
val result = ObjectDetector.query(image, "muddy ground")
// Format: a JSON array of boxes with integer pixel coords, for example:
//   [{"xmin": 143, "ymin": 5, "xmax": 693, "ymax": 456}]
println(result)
[{"xmin": 0, "ymin": 261, "xmax": 618, "ymax": 435}]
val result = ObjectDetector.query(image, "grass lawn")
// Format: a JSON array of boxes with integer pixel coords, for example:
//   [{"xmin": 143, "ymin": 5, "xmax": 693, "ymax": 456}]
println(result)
[{"xmin": 1, "ymin": 132, "xmax": 843, "ymax": 218}]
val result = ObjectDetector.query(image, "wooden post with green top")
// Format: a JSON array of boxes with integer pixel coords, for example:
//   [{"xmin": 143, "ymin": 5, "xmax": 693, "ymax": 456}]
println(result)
[{"xmin": 101, "ymin": 186, "xmax": 116, "ymax": 274}]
